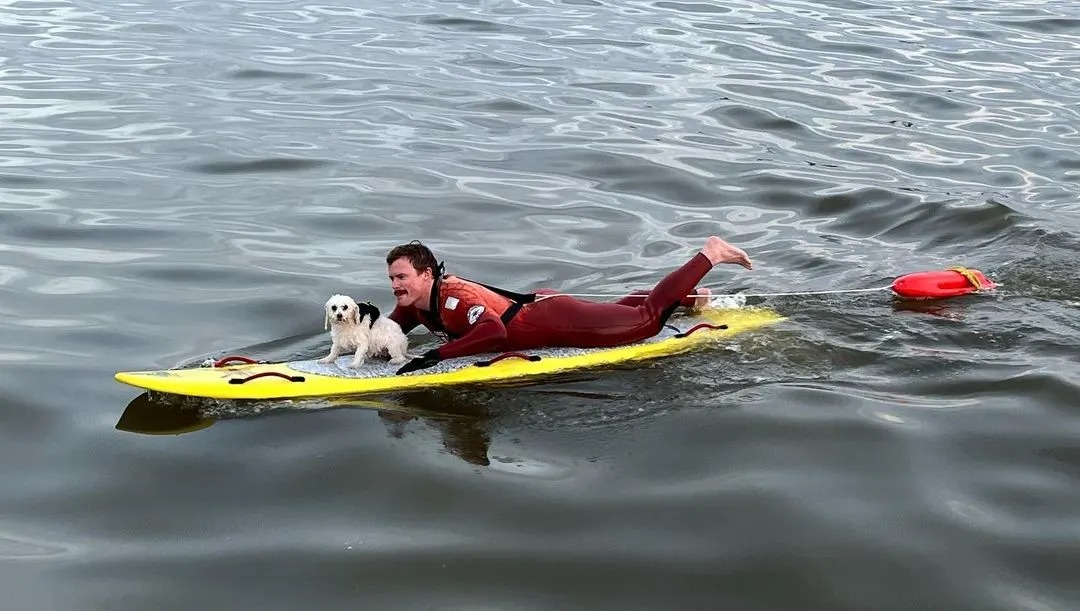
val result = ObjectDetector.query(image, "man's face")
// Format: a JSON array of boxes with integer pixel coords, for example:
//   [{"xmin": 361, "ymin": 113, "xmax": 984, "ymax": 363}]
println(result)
[{"xmin": 388, "ymin": 257, "xmax": 433, "ymax": 308}]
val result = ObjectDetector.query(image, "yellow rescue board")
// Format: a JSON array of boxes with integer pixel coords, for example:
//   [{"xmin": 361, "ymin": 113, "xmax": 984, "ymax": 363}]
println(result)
[{"xmin": 114, "ymin": 307, "xmax": 784, "ymax": 401}]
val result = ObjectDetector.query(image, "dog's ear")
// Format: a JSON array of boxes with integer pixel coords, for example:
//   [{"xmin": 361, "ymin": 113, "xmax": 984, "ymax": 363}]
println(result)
[
  {"xmin": 324, "ymin": 295, "xmax": 336, "ymax": 331},
  {"xmin": 351, "ymin": 302, "xmax": 361, "ymax": 326},
  {"xmin": 362, "ymin": 302, "xmax": 380, "ymax": 325}
]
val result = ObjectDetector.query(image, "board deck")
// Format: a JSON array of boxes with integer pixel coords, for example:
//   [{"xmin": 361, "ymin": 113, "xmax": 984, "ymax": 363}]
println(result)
[{"xmin": 114, "ymin": 307, "xmax": 784, "ymax": 400}]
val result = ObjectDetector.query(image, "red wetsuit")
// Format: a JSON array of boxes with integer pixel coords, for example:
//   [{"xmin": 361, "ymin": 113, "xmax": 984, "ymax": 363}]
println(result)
[{"xmin": 389, "ymin": 252, "xmax": 713, "ymax": 359}]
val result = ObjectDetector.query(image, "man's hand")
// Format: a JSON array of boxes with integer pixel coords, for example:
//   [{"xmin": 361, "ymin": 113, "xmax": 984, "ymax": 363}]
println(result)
[{"xmin": 395, "ymin": 349, "xmax": 442, "ymax": 375}]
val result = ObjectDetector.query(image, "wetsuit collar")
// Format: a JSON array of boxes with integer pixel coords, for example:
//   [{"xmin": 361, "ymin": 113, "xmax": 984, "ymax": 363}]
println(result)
[
  {"xmin": 422, "ymin": 266, "xmax": 447, "ymax": 334},
  {"xmin": 427, "ymin": 272, "xmax": 442, "ymax": 314},
  {"xmin": 427, "ymin": 260, "xmax": 448, "ymax": 309}
]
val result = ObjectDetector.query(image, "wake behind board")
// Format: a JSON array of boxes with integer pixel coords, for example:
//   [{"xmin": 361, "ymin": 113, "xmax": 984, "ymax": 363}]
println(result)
[{"xmin": 115, "ymin": 307, "xmax": 784, "ymax": 401}]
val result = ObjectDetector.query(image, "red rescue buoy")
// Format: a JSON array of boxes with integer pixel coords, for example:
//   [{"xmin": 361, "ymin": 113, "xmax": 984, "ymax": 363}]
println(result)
[{"xmin": 891, "ymin": 267, "xmax": 995, "ymax": 299}]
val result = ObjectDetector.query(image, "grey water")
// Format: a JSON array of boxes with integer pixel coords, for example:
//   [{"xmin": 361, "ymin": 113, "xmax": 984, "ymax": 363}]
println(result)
[{"xmin": 2, "ymin": 0, "xmax": 1079, "ymax": 609}]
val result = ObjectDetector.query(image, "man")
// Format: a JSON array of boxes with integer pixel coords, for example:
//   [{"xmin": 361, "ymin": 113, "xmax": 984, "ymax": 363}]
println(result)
[{"xmin": 386, "ymin": 236, "xmax": 753, "ymax": 375}]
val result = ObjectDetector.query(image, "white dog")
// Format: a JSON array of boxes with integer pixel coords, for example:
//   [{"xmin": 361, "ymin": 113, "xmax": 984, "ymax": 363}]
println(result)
[{"xmin": 318, "ymin": 294, "xmax": 410, "ymax": 369}]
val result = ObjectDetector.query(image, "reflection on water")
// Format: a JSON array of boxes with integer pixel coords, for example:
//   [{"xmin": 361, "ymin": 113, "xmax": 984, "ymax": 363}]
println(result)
[
  {"xmin": 117, "ymin": 376, "xmax": 648, "ymax": 468},
  {"xmin": 116, "ymin": 390, "xmax": 501, "ymax": 466},
  {"xmin": 890, "ymin": 295, "xmax": 976, "ymax": 320},
  {"xmin": 115, "ymin": 394, "xmax": 217, "ymax": 436}
]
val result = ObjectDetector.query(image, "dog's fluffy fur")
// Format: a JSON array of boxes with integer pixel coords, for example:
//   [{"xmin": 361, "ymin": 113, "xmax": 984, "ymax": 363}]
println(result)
[{"xmin": 318, "ymin": 294, "xmax": 410, "ymax": 368}]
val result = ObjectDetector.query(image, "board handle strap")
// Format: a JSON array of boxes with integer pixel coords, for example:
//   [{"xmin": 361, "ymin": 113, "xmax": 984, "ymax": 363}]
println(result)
[
  {"xmin": 228, "ymin": 371, "xmax": 305, "ymax": 385},
  {"xmin": 212, "ymin": 355, "xmax": 260, "ymax": 367},
  {"xmin": 674, "ymin": 323, "xmax": 728, "ymax": 338},
  {"xmin": 474, "ymin": 352, "xmax": 542, "ymax": 367}
]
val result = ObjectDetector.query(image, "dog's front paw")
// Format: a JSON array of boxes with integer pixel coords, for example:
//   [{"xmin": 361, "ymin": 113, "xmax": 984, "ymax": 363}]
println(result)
[
  {"xmin": 317, "ymin": 356, "xmax": 335, "ymax": 365},
  {"xmin": 388, "ymin": 356, "xmax": 407, "ymax": 365},
  {"xmin": 347, "ymin": 360, "xmax": 365, "ymax": 369}
]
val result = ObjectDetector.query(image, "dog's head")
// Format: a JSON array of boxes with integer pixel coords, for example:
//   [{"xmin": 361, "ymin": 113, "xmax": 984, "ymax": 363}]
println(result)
[
  {"xmin": 323, "ymin": 294, "xmax": 381, "ymax": 330},
  {"xmin": 324, "ymin": 294, "xmax": 360, "ymax": 330}
]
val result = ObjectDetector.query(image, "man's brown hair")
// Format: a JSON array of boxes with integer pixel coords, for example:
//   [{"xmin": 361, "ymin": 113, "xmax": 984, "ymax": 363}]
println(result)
[{"xmin": 386, "ymin": 240, "xmax": 441, "ymax": 276}]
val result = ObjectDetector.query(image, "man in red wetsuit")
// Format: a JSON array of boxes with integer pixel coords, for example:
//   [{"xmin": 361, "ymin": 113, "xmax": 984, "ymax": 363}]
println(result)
[{"xmin": 387, "ymin": 236, "xmax": 753, "ymax": 375}]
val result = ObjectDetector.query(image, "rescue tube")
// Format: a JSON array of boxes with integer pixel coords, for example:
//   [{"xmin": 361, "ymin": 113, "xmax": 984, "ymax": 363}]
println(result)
[{"xmin": 891, "ymin": 266, "xmax": 995, "ymax": 299}]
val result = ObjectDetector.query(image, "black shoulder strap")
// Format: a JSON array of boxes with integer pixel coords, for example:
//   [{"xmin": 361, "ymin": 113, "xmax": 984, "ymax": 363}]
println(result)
[
  {"xmin": 458, "ymin": 277, "xmax": 537, "ymax": 325},
  {"xmin": 470, "ymin": 280, "xmax": 537, "ymax": 304}
]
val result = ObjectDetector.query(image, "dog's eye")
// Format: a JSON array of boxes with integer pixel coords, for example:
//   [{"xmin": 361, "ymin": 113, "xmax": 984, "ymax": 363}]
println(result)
[
  {"xmin": 342, "ymin": 305, "xmax": 348, "ymax": 310},
  {"xmin": 330, "ymin": 305, "xmax": 337, "ymax": 311}
]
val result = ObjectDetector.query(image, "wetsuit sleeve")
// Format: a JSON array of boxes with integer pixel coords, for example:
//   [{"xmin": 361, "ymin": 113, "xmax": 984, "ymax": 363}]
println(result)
[
  {"xmin": 434, "ymin": 310, "xmax": 507, "ymax": 359},
  {"xmin": 388, "ymin": 305, "xmax": 420, "ymax": 334}
]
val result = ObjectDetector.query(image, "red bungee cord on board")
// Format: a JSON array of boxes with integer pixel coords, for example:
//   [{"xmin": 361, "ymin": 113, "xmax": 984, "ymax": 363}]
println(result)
[{"xmin": 890, "ymin": 266, "xmax": 995, "ymax": 299}]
